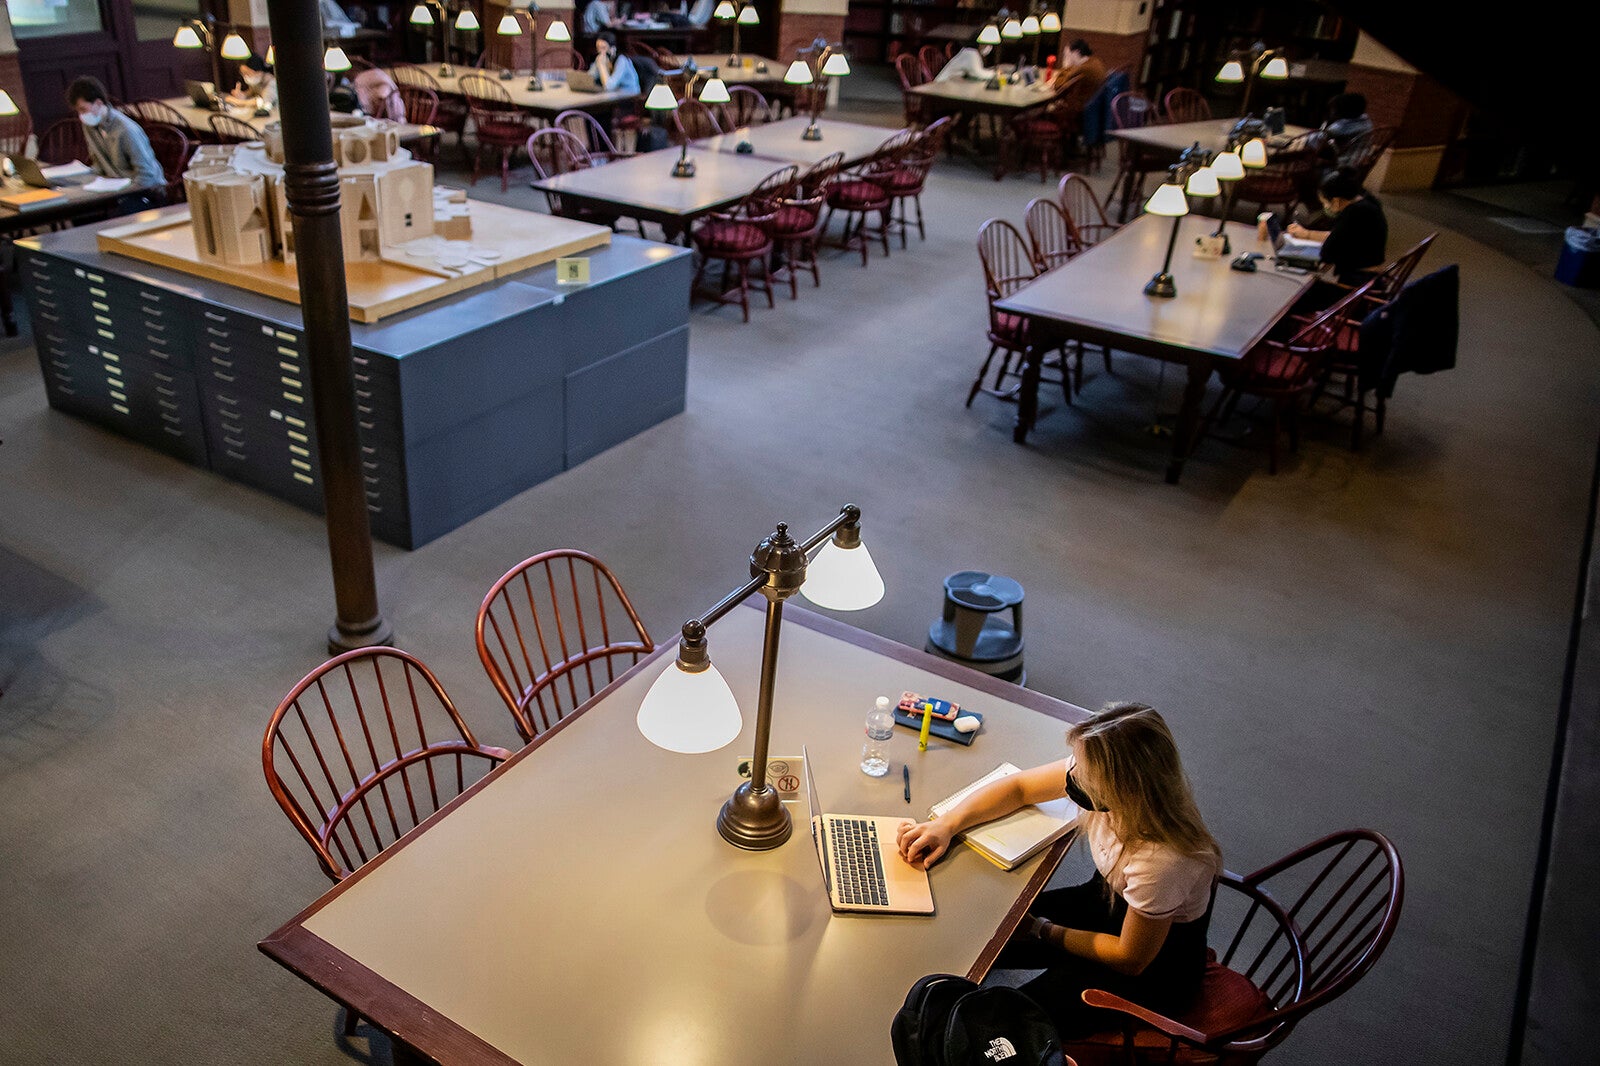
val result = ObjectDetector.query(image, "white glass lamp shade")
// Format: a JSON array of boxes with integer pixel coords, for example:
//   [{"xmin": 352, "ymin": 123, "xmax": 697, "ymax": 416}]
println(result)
[
  {"xmin": 457, "ymin": 10, "xmax": 481, "ymax": 30},
  {"xmin": 1144, "ymin": 182, "xmax": 1189, "ymax": 217},
  {"xmin": 821, "ymin": 51, "xmax": 850, "ymax": 77},
  {"xmin": 1021, "ymin": 15, "xmax": 1039, "ymax": 35},
  {"xmin": 713, "ymin": 0, "xmax": 736, "ymax": 18},
  {"xmin": 1040, "ymin": 11, "xmax": 1060, "ymax": 33},
  {"xmin": 410, "ymin": 3, "xmax": 434, "ymax": 25},
  {"xmin": 265, "ymin": 45, "xmax": 275, "ymax": 65},
  {"xmin": 1240, "ymin": 137, "xmax": 1268, "ymax": 168},
  {"xmin": 698, "ymin": 76, "xmax": 731, "ymax": 104},
  {"xmin": 644, "ymin": 83, "xmax": 679, "ymax": 110},
  {"xmin": 173, "ymin": 24, "xmax": 204, "ymax": 48},
  {"xmin": 1211, "ymin": 149, "xmax": 1245, "ymax": 181},
  {"xmin": 737, "ymin": 4, "xmax": 759, "ymax": 24},
  {"xmin": 1215, "ymin": 59, "xmax": 1244, "ymax": 83},
  {"xmin": 0, "ymin": 91, "xmax": 17, "ymax": 117},
  {"xmin": 800, "ymin": 540, "xmax": 885, "ymax": 612},
  {"xmin": 637, "ymin": 660, "xmax": 743, "ymax": 754},
  {"xmin": 1261, "ymin": 55, "xmax": 1289, "ymax": 79},
  {"xmin": 324, "ymin": 46, "xmax": 352, "ymax": 72},
  {"xmin": 220, "ymin": 32, "xmax": 250, "ymax": 59},
  {"xmin": 976, "ymin": 23, "xmax": 1001, "ymax": 46},
  {"xmin": 783, "ymin": 59, "xmax": 814, "ymax": 85},
  {"xmin": 544, "ymin": 19, "xmax": 570, "ymax": 41},
  {"xmin": 1185, "ymin": 166, "xmax": 1220, "ymax": 198},
  {"xmin": 1001, "ymin": 18, "xmax": 1023, "ymax": 39},
  {"xmin": 497, "ymin": 13, "xmax": 522, "ymax": 34}
]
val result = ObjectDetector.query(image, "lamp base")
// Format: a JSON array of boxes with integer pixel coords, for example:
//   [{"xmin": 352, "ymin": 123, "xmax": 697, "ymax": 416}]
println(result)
[
  {"xmin": 801, "ymin": 122, "xmax": 822, "ymax": 141},
  {"xmin": 500, "ymin": 68, "xmax": 514, "ymax": 80},
  {"xmin": 527, "ymin": 78, "xmax": 543, "ymax": 92},
  {"xmin": 439, "ymin": 64, "xmax": 453, "ymax": 78},
  {"xmin": 727, "ymin": 53, "xmax": 740, "ymax": 67},
  {"xmin": 717, "ymin": 780, "xmax": 792, "ymax": 850},
  {"xmin": 1144, "ymin": 272, "xmax": 1177, "ymax": 298},
  {"xmin": 672, "ymin": 156, "xmax": 697, "ymax": 178}
]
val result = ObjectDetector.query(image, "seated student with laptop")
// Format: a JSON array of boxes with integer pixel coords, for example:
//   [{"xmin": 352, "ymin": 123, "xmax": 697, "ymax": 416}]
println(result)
[
  {"xmin": 590, "ymin": 32, "xmax": 640, "ymax": 94},
  {"xmin": 1286, "ymin": 168, "xmax": 1388, "ymax": 285},
  {"xmin": 66, "ymin": 76, "xmax": 164, "ymax": 201},
  {"xmin": 896, "ymin": 702, "xmax": 1222, "ymax": 1038}
]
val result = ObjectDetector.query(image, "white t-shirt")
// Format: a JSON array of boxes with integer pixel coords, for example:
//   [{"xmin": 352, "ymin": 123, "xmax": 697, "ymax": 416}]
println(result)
[{"xmin": 1082, "ymin": 813, "xmax": 1217, "ymax": 923}]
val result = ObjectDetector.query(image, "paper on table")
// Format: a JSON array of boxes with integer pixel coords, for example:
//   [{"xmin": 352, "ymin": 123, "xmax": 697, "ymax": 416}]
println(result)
[
  {"xmin": 41, "ymin": 161, "xmax": 92, "ymax": 179},
  {"xmin": 84, "ymin": 177, "xmax": 132, "ymax": 192},
  {"xmin": 930, "ymin": 762, "xmax": 1080, "ymax": 870}
]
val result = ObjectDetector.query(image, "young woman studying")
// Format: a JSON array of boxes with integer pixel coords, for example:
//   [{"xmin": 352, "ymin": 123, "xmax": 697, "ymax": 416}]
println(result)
[{"xmin": 895, "ymin": 702, "xmax": 1221, "ymax": 1037}]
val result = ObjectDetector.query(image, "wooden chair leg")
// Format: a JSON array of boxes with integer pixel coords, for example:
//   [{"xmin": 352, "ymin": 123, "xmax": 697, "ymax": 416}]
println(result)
[
  {"xmin": 968, "ymin": 344, "xmax": 1000, "ymax": 407},
  {"xmin": 914, "ymin": 194, "xmax": 925, "ymax": 240},
  {"xmin": 736, "ymin": 260, "xmax": 750, "ymax": 322}
]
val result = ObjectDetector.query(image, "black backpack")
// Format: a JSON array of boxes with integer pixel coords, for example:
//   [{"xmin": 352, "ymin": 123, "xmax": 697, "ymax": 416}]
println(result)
[{"xmin": 891, "ymin": 973, "xmax": 1068, "ymax": 1066}]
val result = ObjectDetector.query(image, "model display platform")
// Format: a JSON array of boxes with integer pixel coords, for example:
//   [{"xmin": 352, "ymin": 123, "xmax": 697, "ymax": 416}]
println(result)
[{"xmin": 96, "ymin": 119, "xmax": 609, "ymax": 322}]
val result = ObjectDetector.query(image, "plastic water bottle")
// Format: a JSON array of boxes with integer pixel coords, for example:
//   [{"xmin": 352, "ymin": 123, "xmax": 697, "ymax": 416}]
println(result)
[{"xmin": 861, "ymin": 696, "xmax": 895, "ymax": 777}]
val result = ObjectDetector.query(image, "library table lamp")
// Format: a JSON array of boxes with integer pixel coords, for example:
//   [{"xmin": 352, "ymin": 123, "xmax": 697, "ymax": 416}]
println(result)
[
  {"xmin": 1206, "ymin": 147, "xmax": 1258, "ymax": 254},
  {"xmin": 1040, "ymin": 9, "xmax": 1060, "ymax": 34},
  {"xmin": 1020, "ymin": 12, "xmax": 1040, "ymax": 66},
  {"xmin": 323, "ymin": 44, "xmax": 353, "ymax": 73},
  {"xmin": 0, "ymin": 91, "xmax": 17, "ymax": 117},
  {"xmin": 976, "ymin": 22, "xmax": 1001, "ymax": 47},
  {"xmin": 497, "ymin": 9, "xmax": 528, "ymax": 80},
  {"xmin": 637, "ymin": 505, "xmax": 884, "ymax": 850},
  {"xmin": 785, "ymin": 44, "xmax": 849, "ymax": 141},
  {"xmin": 173, "ymin": 17, "xmax": 230, "ymax": 108},
  {"xmin": 1215, "ymin": 41, "xmax": 1288, "ymax": 120},
  {"xmin": 1142, "ymin": 166, "xmax": 1189, "ymax": 298},
  {"xmin": 645, "ymin": 84, "xmax": 698, "ymax": 177}
]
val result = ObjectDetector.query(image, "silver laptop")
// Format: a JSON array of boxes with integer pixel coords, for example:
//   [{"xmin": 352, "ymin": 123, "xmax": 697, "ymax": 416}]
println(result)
[
  {"xmin": 1263, "ymin": 213, "xmax": 1323, "ymax": 272},
  {"xmin": 563, "ymin": 69, "xmax": 604, "ymax": 94},
  {"xmin": 803, "ymin": 746, "xmax": 935, "ymax": 915},
  {"xmin": 7, "ymin": 156, "xmax": 94, "ymax": 189}
]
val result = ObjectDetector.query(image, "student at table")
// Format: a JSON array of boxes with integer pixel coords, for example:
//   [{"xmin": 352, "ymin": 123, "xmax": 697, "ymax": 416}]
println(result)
[
  {"xmin": 1050, "ymin": 39, "xmax": 1106, "ymax": 97},
  {"xmin": 66, "ymin": 76, "xmax": 163, "ymax": 192},
  {"xmin": 591, "ymin": 31, "xmax": 640, "ymax": 93},
  {"xmin": 935, "ymin": 44, "xmax": 995, "ymax": 82},
  {"xmin": 583, "ymin": 0, "xmax": 618, "ymax": 35},
  {"xmin": 227, "ymin": 54, "xmax": 278, "ymax": 111},
  {"xmin": 1289, "ymin": 168, "xmax": 1389, "ymax": 285},
  {"xmin": 896, "ymin": 702, "xmax": 1221, "ymax": 1038}
]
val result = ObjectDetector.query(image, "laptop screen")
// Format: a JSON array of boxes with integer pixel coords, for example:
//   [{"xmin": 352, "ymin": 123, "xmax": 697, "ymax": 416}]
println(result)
[{"xmin": 801, "ymin": 747, "xmax": 833, "ymax": 895}]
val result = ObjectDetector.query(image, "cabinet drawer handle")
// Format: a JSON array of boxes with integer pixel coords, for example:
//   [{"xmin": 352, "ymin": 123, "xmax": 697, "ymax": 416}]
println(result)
[
  {"xmin": 289, "ymin": 444, "xmax": 310, "ymax": 458},
  {"xmin": 56, "ymin": 385, "xmax": 77, "ymax": 395},
  {"xmin": 226, "ymin": 449, "xmax": 246, "ymax": 460},
  {"xmin": 211, "ymin": 356, "xmax": 233, "ymax": 368},
  {"xmin": 158, "ymin": 399, "xmax": 178, "ymax": 412},
  {"xmin": 282, "ymin": 391, "xmax": 303, "ymax": 404},
  {"xmin": 204, "ymin": 311, "xmax": 226, "ymax": 322},
  {"xmin": 163, "ymin": 426, "xmax": 184, "ymax": 437},
  {"xmin": 91, "ymin": 301, "xmax": 109, "ymax": 312},
  {"xmin": 364, "ymin": 474, "xmax": 379, "ymax": 486},
  {"xmin": 287, "ymin": 429, "xmax": 309, "ymax": 443},
  {"xmin": 280, "ymin": 375, "xmax": 302, "ymax": 390},
  {"xmin": 224, "ymin": 435, "xmax": 244, "ymax": 447},
  {"xmin": 359, "ymin": 420, "xmax": 375, "ymax": 430},
  {"xmin": 366, "ymin": 504, "xmax": 382, "ymax": 514},
  {"xmin": 50, "ymin": 358, "xmax": 69, "ymax": 370},
  {"xmin": 138, "ymin": 290, "xmax": 163, "ymax": 302},
  {"xmin": 291, "ymin": 459, "xmax": 312, "ymax": 472},
  {"xmin": 362, "ymin": 460, "xmax": 378, "ymax": 470},
  {"xmin": 146, "ymin": 319, "xmax": 166, "ymax": 331},
  {"xmin": 366, "ymin": 490, "xmax": 381, "ymax": 501},
  {"xmin": 112, "ymin": 402, "xmax": 130, "ymax": 415},
  {"xmin": 276, "ymin": 345, "xmax": 299, "ymax": 358},
  {"xmin": 34, "ymin": 298, "xmax": 58, "ymax": 311},
  {"xmin": 293, "ymin": 472, "xmax": 314, "ymax": 485},
  {"xmin": 221, "ymin": 421, "xmax": 243, "ymax": 435},
  {"xmin": 34, "ymin": 284, "xmax": 56, "ymax": 296},
  {"xmin": 96, "ymin": 330, "xmax": 114, "ymax": 340},
  {"xmin": 89, "ymin": 286, "xmax": 107, "ymax": 297},
  {"xmin": 161, "ymin": 413, "xmax": 181, "ymax": 425},
  {"xmin": 214, "ymin": 371, "xmax": 236, "ymax": 382},
  {"xmin": 153, "ymin": 371, "xmax": 174, "ymax": 383},
  {"xmin": 278, "ymin": 361, "xmax": 298, "ymax": 373},
  {"xmin": 356, "ymin": 404, "xmax": 372, "ymax": 416},
  {"xmin": 208, "ymin": 343, "xmax": 232, "ymax": 355},
  {"xmin": 110, "ymin": 390, "xmax": 127, "ymax": 402},
  {"xmin": 355, "ymin": 388, "xmax": 372, "ymax": 400},
  {"xmin": 216, "ymin": 392, "xmax": 238, "ymax": 406}
]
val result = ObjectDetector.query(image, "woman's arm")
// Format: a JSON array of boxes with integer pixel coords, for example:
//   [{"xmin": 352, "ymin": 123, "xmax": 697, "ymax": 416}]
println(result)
[
  {"xmin": 895, "ymin": 759, "xmax": 1067, "ymax": 869},
  {"xmin": 1033, "ymin": 905, "xmax": 1173, "ymax": 976}
]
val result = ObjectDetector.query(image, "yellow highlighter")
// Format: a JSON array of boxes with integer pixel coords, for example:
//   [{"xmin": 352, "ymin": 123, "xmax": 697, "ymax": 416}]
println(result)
[{"xmin": 917, "ymin": 700, "xmax": 934, "ymax": 751}]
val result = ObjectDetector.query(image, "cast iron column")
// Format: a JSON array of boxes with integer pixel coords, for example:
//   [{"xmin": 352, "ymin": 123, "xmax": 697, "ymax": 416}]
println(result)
[{"xmin": 265, "ymin": 0, "xmax": 392, "ymax": 653}]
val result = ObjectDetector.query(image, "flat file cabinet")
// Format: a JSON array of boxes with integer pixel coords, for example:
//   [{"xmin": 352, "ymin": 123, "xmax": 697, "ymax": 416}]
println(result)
[{"xmin": 20, "ymin": 224, "xmax": 692, "ymax": 548}]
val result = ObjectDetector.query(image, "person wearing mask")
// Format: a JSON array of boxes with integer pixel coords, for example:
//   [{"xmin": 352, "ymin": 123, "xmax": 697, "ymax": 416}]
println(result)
[
  {"xmin": 1288, "ymin": 167, "xmax": 1388, "ymax": 285},
  {"xmin": 227, "ymin": 54, "xmax": 278, "ymax": 110},
  {"xmin": 897, "ymin": 702, "xmax": 1221, "ymax": 1038},
  {"xmin": 590, "ymin": 31, "xmax": 640, "ymax": 94},
  {"xmin": 66, "ymin": 76, "xmax": 163, "ymax": 190}
]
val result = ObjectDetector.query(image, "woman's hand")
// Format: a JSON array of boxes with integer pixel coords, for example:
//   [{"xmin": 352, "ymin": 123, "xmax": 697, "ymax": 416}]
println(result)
[
  {"xmin": 896, "ymin": 819, "xmax": 954, "ymax": 870},
  {"xmin": 1286, "ymin": 222, "xmax": 1310, "ymax": 239}
]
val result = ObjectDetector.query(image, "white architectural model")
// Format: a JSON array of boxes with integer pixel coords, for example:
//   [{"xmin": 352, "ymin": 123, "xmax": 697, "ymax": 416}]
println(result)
[{"xmin": 184, "ymin": 115, "xmax": 472, "ymax": 268}]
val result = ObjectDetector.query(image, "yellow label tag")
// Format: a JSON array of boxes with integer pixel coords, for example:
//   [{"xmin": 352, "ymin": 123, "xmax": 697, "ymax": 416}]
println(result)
[{"xmin": 556, "ymin": 257, "xmax": 591, "ymax": 285}]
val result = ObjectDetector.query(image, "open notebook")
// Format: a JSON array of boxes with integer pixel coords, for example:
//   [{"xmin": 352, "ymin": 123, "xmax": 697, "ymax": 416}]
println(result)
[{"xmin": 929, "ymin": 763, "xmax": 1079, "ymax": 871}]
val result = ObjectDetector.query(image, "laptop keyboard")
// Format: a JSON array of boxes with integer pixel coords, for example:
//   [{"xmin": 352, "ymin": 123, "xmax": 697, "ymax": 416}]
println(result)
[{"xmin": 831, "ymin": 818, "xmax": 889, "ymax": 907}]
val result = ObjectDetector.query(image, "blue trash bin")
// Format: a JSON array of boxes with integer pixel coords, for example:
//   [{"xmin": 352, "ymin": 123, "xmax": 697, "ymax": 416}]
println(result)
[{"xmin": 1555, "ymin": 228, "xmax": 1600, "ymax": 288}]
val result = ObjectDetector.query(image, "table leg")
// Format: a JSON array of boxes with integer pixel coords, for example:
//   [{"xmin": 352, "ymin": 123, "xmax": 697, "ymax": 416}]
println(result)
[
  {"xmin": 1165, "ymin": 360, "xmax": 1214, "ymax": 484},
  {"xmin": 1013, "ymin": 344, "xmax": 1043, "ymax": 444},
  {"xmin": 1, "ymin": 237, "xmax": 16, "ymax": 337}
]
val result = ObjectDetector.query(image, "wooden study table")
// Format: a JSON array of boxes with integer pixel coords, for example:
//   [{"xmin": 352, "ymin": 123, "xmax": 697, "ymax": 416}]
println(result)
[
  {"xmin": 996, "ymin": 213, "xmax": 1315, "ymax": 483},
  {"xmin": 262, "ymin": 604, "xmax": 1086, "ymax": 1064},
  {"xmin": 681, "ymin": 54, "xmax": 784, "ymax": 87},
  {"xmin": 159, "ymin": 97, "xmax": 439, "ymax": 148},
  {"xmin": 1108, "ymin": 118, "xmax": 1313, "ymax": 222},
  {"xmin": 431, "ymin": 70, "xmax": 639, "ymax": 119},
  {"xmin": 910, "ymin": 78, "xmax": 1063, "ymax": 177},
  {"xmin": 697, "ymin": 116, "xmax": 895, "ymax": 167},
  {"xmin": 530, "ymin": 147, "xmax": 795, "ymax": 242}
]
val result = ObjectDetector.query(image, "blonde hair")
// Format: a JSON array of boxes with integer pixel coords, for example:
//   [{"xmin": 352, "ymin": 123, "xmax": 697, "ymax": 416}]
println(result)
[{"xmin": 1069, "ymin": 702, "xmax": 1220, "ymax": 867}]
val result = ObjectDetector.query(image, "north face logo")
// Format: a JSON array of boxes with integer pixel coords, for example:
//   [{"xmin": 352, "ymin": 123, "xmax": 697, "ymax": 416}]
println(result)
[{"xmin": 983, "ymin": 1037, "xmax": 1017, "ymax": 1061}]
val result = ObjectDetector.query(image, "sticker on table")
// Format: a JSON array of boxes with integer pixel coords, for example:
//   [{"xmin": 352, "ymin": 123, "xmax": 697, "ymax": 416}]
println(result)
[
  {"xmin": 737, "ymin": 754, "xmax": 804, "ymax": 802},
  {"xmin": 556, "ymin": 256, "xmax": 591, "ymax": 285}
]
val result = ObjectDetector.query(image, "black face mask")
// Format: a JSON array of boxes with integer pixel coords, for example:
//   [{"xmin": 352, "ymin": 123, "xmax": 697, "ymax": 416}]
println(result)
[{"xmin": 1066, "ymin": 768, "xmax": 1109, "ymax": 812}]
